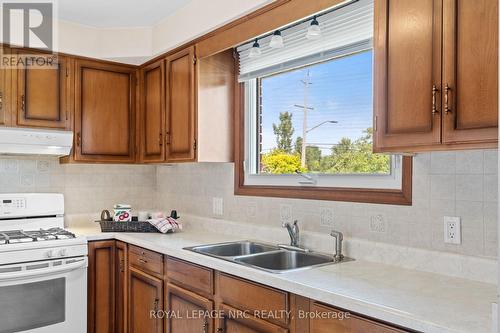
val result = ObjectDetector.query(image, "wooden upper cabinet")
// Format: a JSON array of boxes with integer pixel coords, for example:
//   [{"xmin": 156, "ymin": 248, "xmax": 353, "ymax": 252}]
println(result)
[
  {"xmin": 128, "ymin": 267, "xmax": 163, "ymax": 333},
  {"xmin": 166, "ymin": 283, "xmax": 213, "ymax": 333},
  {"xmin": 140, "ymin": 59, "xmax": 165, "ymax": 163},
  {"xmin": 74, "ymin": 59, "xmax": 136, "ymax": 163},
  {"xmin": 374, "ymin": 0, "xmax": 498, "ymax": 152},
  {"xmin": 15, "ymin": 52, "xmax": 70, "ymax": 129},
  {"xmin": 373, "ymin": 0, "xmax": 442, "ymax": 152},
  {"xmin": 0, "ymin": 65, "xmax": 7, "ymax": 127},
  {"xmin": 442, "ymin": 0, "xmax": 498, "ymax": 144},
  {"xmin": 165, "ymin": 46, "xmax": 197, "ymax": 162}
]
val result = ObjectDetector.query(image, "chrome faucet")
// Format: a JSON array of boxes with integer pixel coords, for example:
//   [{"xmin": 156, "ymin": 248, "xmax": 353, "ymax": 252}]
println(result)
[
  {"xmin": 330, "ymin": 230, "xmax": 344, "ymax": 262},
  {"xmin": 282, "ymin": 220, "xmax": 300, "ymax": 247}
]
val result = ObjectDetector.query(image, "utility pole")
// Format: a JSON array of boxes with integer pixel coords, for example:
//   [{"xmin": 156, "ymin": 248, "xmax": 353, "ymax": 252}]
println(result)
[{"xmin": 294, "ymin": 70, "xmax": 313, "ymax": 168}]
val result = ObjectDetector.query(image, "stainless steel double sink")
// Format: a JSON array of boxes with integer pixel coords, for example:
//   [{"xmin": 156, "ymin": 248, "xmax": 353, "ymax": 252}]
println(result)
[{"xmin": 184, "ymin": 240, "xmax": 350, "ymax": 273}]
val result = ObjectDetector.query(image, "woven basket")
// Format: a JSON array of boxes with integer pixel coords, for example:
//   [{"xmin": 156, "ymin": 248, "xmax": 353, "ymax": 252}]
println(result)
[{"xmin": 96, "ymin": 220, "xmax": 169, "ymax": 233}]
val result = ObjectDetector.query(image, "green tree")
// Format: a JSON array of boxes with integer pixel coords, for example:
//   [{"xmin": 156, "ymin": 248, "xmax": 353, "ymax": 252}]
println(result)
[
  {"xmin": 295, "ymin": 137, "xmax": 322, "ymax": 172},
  {"xmin": 294, "ymin": 136, "xmax": 302, "ymax": 154},
  {"xmin": 261, "ymin": 149, "xmax": 306, "ymax": 174},
  {"xmin": 322, "ymin": 128, "xmax": 390, "ymax": 174},
  {"xmin": 272, "ymin": 112, "xmax": 294, "ymax": 153}
]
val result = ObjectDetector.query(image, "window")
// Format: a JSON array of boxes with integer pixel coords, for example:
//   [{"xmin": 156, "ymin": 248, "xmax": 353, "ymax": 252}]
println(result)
[{"xmin": 234, "ymin": 0, "xmax": 412, "ymax": 205}]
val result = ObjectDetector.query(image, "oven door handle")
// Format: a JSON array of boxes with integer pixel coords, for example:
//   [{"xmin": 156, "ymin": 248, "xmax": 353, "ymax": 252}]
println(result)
[{"xmin": 0, "ymin": 258, "xmax": 87, "ymax": 282}]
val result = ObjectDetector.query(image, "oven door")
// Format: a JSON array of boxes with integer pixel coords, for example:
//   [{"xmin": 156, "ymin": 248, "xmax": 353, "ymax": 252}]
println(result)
[{"xmin": 0, "ymin": 257, "xmax": 87, "ymax": 333}]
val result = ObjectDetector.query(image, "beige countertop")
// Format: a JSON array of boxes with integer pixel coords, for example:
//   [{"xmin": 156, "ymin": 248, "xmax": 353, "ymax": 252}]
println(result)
[{"xmin": 70, "ymin": 226, "xmax": 496, "ymax": 333}]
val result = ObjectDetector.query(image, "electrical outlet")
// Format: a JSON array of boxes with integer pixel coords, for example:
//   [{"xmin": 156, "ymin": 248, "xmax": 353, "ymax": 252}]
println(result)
[
  {"xmin": 212, "ymin": 197, "xmax": 224, "ymax": 217},
  {"xmin": 444, "ymin": 216, "xmax": 461, "ymax": 244},
  {"xmin": 320, "ymin": 208, "xmax": 334, "ymax": 227},
  {"xmin": 280, "ymin": 204, "xmax": 292, "ymax": 224},
  {"xmin": 370, "ymin": 214, "xmax": 387, "ymax": 233}
]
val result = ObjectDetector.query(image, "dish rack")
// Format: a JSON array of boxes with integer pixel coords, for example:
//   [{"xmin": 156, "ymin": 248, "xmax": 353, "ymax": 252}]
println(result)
[{"xmin": 96, "ymin": 220, "xmax": 170, "ymax": 233}]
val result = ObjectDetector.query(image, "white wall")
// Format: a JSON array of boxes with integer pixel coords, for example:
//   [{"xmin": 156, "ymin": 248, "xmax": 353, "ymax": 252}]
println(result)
[
  {"xmin": 0, "ymin": 1, "xmax": 275, "ymax": 64},
  {"xmin": 151, "ymin": 0, "xmax": 274, "ymax": 56}
]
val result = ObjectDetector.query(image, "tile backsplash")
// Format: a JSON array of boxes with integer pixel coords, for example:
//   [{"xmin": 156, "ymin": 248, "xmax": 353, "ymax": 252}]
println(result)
[
  {"xmin": 0, "ymin": 157, "xmax": 157, "ymax": 214},
  {"xmin": 0, "ymin": 150, "xmax": 497, "ymax": 260},
  {"xmin": 156, "ymin": 150, "xmax": 498, "ymax": 259}
]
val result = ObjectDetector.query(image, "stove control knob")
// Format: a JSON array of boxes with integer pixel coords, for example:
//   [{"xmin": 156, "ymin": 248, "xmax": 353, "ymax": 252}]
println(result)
[
  {"xmin": 59, "ymin": 249, "xmax": 67, "ymax": 257},
  {"xmin": 45, "ymin": 250, "xmax": 54, "ymax": 258}
]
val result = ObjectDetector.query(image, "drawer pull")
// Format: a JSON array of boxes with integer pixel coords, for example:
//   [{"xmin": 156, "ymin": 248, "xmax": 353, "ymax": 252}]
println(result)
[
  {"xmin": 21, "ymin": 94, "xmax": 25, "ymax": 112},
  {"xmin": 202, "ymin": 320, "xmax": 209, "ymax": 333},
  {"xmin": 138, "ymin": 258, "xmax": 148, "ymax": 264}
]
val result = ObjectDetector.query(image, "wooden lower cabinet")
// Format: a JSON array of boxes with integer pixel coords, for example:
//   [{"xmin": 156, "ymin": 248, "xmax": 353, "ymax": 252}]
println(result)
[
  {"xmin": 165, "ymin": 283, "xmax": 213, "ymax": 333},
  {"xmin": 88, "ymin": 242, "xmax": 414, "ymax": 333},
  {"xmin": 115, "ymin": 241, "xmax": 128, "ymax": 333},
  {"xmin": 309, "ymin": 302, "xmax": 411, "ymax": 333},
  {"xmin": 88, "ymin": 241, "xmax": 116, "ymax": 333},
  {"xmin": 128, "ymin": 267, "xmax": 164, "ymax": 333},
  {"xmin": 217, "ymin": 303, "xmax": 288, "ymax": 333}
]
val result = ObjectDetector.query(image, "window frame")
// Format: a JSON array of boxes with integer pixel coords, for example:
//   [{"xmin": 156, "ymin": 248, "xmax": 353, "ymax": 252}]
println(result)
[{"xmin": 234, "ymin": 53, "xmax": 413, "ymax": 205}]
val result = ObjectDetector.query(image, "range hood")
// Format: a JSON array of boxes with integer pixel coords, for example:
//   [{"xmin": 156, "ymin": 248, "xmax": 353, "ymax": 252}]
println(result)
[{"xmin": 0, "ymin": 127, "xmax": 73, "ymax": 156}]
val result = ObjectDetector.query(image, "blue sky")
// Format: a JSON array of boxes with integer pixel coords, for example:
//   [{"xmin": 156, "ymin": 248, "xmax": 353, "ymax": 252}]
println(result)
[{"xmin": 260, "ymin": 50, "xmax": 373, "ymax": 155}]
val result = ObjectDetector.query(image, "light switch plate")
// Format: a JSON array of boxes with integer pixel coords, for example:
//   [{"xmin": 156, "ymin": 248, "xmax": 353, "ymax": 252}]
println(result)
[{"xmin": 444, "ymin": 216, "xmax": 461, "ymax": 244}]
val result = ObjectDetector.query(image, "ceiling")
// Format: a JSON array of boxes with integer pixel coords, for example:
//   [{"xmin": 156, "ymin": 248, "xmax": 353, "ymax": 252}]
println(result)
[{"xmin": 57, "ymin": 0, "xmax": 191, "ymax": 28}]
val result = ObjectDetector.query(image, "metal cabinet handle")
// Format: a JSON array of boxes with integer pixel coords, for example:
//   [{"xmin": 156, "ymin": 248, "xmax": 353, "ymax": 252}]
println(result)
[
  {"xmin": 432, "ymin": 85, "xmax": 439, "ymax": 114},
  {"xmin": 202, "ymin": 320, "xmax": 209, "ymax": 333},
  {"xmin": 21, "ymin": 95, "xmax": 25, "ymax": 112},
  {"xmin": 119, "ymin": 259, "xmax": 125, "ymax": 272},
  {"xmin": 216, "ymin": 328, "xmax": 223, "ymax": 333},
  {"xmin": 76, "ymin": 132, "xmax": 81, "ymax": 147},
  {"xmin": 159, "ymin": 133, "xmax": 163, "ymax": 146},
  {"xmin": 0, "ymin": 92, "xmax": 3, "ymax": 110},
  {"xmin": 138, "ymin": 258, "xmax": 148, "ymax": 264},
  {"xmin": 153, "ymin": 298, "xmax": 159, "ymax": 311},
  {"xmin": 444, "ymin": 84, "xmax": 451, "ymax": 114},
  {"xmin": 166, "ymin": 132, "xmax": 171, "ymax": 145}
]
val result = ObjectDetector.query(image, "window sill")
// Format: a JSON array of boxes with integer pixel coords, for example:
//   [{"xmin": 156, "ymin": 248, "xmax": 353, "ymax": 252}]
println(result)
[{"xmin": 234, "ymin": 157, "xmax": 413, "ymax": 205}]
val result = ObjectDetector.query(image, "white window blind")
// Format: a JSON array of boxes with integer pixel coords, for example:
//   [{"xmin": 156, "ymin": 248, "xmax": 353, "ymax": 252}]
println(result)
[{"xmin": 237, "ymin": 0, "xmax": 373, "ymax": 82}]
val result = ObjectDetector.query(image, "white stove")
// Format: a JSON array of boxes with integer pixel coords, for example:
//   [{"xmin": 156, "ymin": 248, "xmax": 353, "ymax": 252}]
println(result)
[{"xmin": 0, "ymin": 193, "xmax": 87, "ymax": 333}]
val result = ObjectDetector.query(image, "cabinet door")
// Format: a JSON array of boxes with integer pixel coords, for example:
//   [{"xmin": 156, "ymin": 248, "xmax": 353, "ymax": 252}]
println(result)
[
  {"xmin": 373, "ymin": 0, "xmax": 442, "ymax": 152},
  {"xmin": 217, "ymin": 304, "xmax": 288, "ymax": 333},
  {"xmin": 309, "ymin": 302, "xmax": 410, "ymax": 333},
  {"xmin": 140, "ymin": 59, "xmax": 165, "ymax": 162},
  {"xmin": 16, "ymin": 52, "xmax": 70, "ymax": 129},
  {"xmin": 442, "ymin": 0, "xmax": 498, "ymax": 144},
  {"xmin": 165, "ymin": 46, "xmax": 197, "ymax": 162},
  {"xmin": 116, "ymin": 241, "xmax": 128, "ymax": 333},
  {"xmin": 128, "ymin": 267, "xmax": 163, "ymax": 333},
  {"xmin": 74, "ymin": 59, "xmax": 136, "ymax": 163},
  {"xmin": 88, "ymin": 241, "xmax": 116, "ymax": 333},
  {"xmin": 166, "ymin": 283, "xmax": 213, "ymax": 333}
]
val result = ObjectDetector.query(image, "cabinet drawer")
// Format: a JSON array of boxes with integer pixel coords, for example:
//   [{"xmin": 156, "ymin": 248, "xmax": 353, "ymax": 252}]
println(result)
[
  {"xmin": 128, "ymin": 245, "xmax": 163, "ymax": 277},
  {"xmin": 217, "ymin": 273, "xmax": 289, "ymax": 326},
  {"xmin": 310, "ymin": 302, "xmax": 412, "ymax": 333},
  {"xmin": 166, "ymin": 257, "xmax": 214, "ymax": 297}
]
